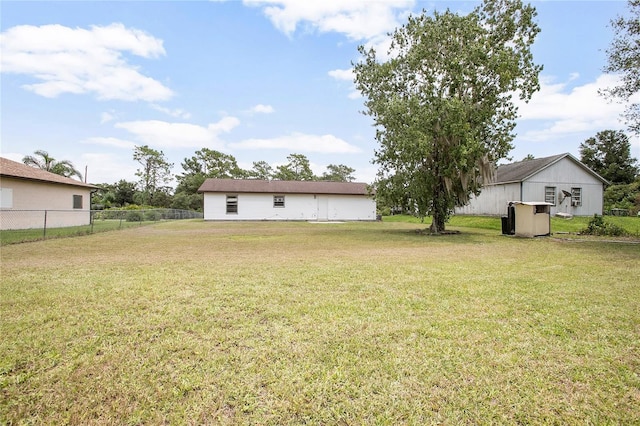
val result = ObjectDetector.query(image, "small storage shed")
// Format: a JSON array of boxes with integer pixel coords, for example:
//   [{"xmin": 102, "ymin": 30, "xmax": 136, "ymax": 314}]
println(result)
[{"xmin": 502, "ymin": 201, "xmax": 552, "ymax": 237}]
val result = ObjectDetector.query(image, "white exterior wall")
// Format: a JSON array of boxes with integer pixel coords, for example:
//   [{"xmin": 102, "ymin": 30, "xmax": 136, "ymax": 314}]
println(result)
[
  {"xmin": 203, "ymin": 192, "xmax": 376, "ymax": 221},
  {"xmin": 522, "ymin": 159, "xmax": 603, "ymax": 216},
  {"xmin": 455, "ymin": 157, "xmax": 604, "ymax": 217},
  {"xmin": 0, "ymin": 177, "xmax": 93, "ymax": 229},
  {"xmin": 455, "ymin": 182, "xmax": 520, "ymax": 216}
]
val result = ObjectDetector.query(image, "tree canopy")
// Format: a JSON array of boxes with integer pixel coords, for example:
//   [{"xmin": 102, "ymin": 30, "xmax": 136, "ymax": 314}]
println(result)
[
  {"xmin": 133, "ymin": 145, "xmax": 173, "ymax": 206},
  {"xmin": 273, "ymin": 154, "xmax": 316, "ymax": 181},
  {"xmin": 354, "ymin": 0, "xmax": 542, "ymax": 232},
  {"xmin": 248, "ymin": 161, "xmax": 274, "ymax": 180},
  {"xmin": 321, "ymin": 164, "xmax": 356, "ymax": 182},
  {"xmin": 579, "ymin": 130, "xmax": 639, "ymax": 184},
  {"xmin": 603, "ymin": 0, "xmax": 640, "ymax": 133},
  {"xmin": 22, "ymin": 150, "xmax": 83, "ymax": 181}
]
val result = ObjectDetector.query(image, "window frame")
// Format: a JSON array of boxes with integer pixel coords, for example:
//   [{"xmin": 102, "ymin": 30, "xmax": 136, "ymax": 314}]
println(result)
[
  {"xmin": 544, "ymin": 186, "xmax": 556, "ymax": 206},
  {"xmin": 226, "ymin": 195, "xmax": 238, "ymax": 214},
  {"xmin": 571, "ymin": 187, "xmax": 582, "ymax": 207},
  {"xmin": 0, "ymin": 188, "xmax": 13, "ymax": 209},
  {"xmin": 73, "ymin": 194, "xmax": 83, "ymax": 209},
  {"xmin": 273, "ymin": 195, "xmax": 285, "ymax": 208},
  {"xmin": 535, "ymin": 204, "xmax": 550, "ymax": 214}
]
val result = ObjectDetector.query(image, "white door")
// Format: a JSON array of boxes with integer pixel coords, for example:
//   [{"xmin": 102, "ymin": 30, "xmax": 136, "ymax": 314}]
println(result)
[{"xmin": 317, "ymin": 196, "xmax": 329, "ymax": 221}]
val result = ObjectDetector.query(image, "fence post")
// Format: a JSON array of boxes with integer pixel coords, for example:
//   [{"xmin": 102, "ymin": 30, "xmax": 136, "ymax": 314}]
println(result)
[{"xmin": 43, "ymin": 210, "xmax": 47, "ymax": 240}]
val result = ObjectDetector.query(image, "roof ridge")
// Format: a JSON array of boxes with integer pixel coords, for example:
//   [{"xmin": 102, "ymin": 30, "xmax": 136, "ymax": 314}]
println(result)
[{"xmin": 0, "ymin": 157, "xmax": 97, "ymax": 188}]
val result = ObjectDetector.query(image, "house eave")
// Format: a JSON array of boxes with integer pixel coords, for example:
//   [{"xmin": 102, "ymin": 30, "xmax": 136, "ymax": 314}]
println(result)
[{"xmin": 1, "ymin": 174, "xmax": 98, "ymax": 190}]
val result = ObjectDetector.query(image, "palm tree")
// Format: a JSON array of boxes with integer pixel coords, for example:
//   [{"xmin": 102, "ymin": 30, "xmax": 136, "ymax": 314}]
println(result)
[{"xmin": 23, "ymin": 150, "xmax": 83, "ymax": 181}]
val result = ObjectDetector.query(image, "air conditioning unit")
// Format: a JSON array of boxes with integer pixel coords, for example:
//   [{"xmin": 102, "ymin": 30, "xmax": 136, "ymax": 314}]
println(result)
[{"xmin": 571, "ymin": 201, "xmax": 579, "ymax": 207}]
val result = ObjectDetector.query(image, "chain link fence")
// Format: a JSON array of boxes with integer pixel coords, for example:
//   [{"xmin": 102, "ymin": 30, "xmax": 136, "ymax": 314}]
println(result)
[{"xmin": 0, "ymin": 209, "xmax": 203, "ymax": 245}]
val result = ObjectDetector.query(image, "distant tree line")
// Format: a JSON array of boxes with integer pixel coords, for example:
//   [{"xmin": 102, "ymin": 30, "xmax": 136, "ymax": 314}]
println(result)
[
  {"xmin": 21, "ymin": 146, "xmax": 358, "ymax": 212},
  {"xmin": 21, "ymin": 127, "xmax": 640, "ymax": 216},
  {"xmin": 94, "ymin": 147, "xmax": 357, "ymax": 211}
]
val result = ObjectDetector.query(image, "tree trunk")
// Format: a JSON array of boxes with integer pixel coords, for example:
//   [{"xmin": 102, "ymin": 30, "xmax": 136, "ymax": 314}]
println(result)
[{"xmin": 429, "ymin": 177, "xmax": 447, "ymax": 234}]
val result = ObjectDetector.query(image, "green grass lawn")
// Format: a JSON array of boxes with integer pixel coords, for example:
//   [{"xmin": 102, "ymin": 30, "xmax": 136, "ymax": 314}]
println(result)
[
  {"xmin": 1, "ymin": 220, "xmax": 639, "ymax": 424},
  {"xmin": 0, "ymin": 219, "xmax": 157, "ymax": 246},
  {"xmin": 386, "ymin": 213, "xmax": 640, "ymax": 235}
]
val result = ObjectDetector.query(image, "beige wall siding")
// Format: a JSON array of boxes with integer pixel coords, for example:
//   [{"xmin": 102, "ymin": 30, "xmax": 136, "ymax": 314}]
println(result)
[
  {"xmin": 0, "ymin": 177, "xmax": 93, "ymax": 229},
  {"xmin": 514, "ymin": 204, "xmax": 550, "ymax": 237}
]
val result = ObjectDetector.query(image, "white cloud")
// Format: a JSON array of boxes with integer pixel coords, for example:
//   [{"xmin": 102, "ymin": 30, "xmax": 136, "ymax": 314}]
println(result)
[
  {"xmin": 0, "ymin": 23, "xmax": 172, "ymax": 101},
  {"xmin": 244, "ymin": 0, "xmax": 414, "ymax": 40},
  {"xmin": 516, "ymin": 74, "xmax": 636, "ymax": 142},
  {"xmin": 328, "ymin": 68, "xmax": 353, "ymax": 81},
  {"xmin": 150, "ymin": 104, "xmax": 192, "ymax": 119},
  {"xmin": 230, "ymin": 132, "xmax": 361, "ymax": 153},
  {"xmin": 100, "ymin": 112, "xmax": 116, "ymax": 124},
  {"xmin": 82, "ymin": 136, "xmax": 137, "ymax": 150},
  {"xmin": 249, "ymin": 104, "xmax": 275, "ymax": 114},
  {"xmin": 114, "ymin": 117, "xmax": 240, "ymax": 149},
  {"xmin": 328, "ymin": 68, "xmax": 361, "ymax": 99},
  {"xmin": 80, "ymin": 152, "xmax": 138, "ymax": 184},
  {"xmin": 353, "ymin": 164, "xmax": 378, "ymax": 184}
]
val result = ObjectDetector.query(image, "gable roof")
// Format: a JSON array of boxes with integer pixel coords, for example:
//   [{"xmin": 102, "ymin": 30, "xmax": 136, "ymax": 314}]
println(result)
[
  {"xmin": 493, "ymin": 153, "xmax": 608, "ymax": 185},
  {"xmin": 0, "ymin": 157, "xmax": 98, "ymax": 189},
  {"xmin": 198, "ymin": 179, "xmax": 372, "ymax": 195}
]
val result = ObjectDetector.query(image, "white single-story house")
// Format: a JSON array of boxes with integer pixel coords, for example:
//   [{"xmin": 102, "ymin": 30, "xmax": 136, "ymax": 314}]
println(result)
[
  {"xmin": 455, "ymin": 153, "xmax": 608, "ymax": 217},
  {"xmin": 0, "ymin": 157, "xmax": 98, "ymax": 230},
  {"xmin": 198, "ymin": 179, "xmax": 376, "ymax": 221}
]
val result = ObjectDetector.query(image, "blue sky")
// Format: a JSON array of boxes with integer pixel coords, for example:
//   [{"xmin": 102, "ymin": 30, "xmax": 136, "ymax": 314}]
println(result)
[{"xmin": 1, "ymin": 0, "xmax": 637, "ymax": 185}]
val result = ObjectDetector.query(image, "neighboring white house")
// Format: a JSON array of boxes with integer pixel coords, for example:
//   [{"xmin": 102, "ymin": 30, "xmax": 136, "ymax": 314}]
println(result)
[
  {"xmin": 0, "ymin": 157, "xmax": 98, "ymax": 230},
  {"xmin": 198, "ymin": 179, "xmax": 376, "ymax": 221},
  {"xmin": 455, "ymin": 153, "xmax": 608, "ymax": 217}
]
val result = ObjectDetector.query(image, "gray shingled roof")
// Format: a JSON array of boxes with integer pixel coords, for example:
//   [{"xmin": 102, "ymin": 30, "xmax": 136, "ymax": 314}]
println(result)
[
  {"xmin": 493, "ymin": 153, "xmax": 607, "ymax": 184},
  {"xmin": 0, "ymin": 157, "xmax": 98, "ymax": 189},
  {"xmin": 198, "ymin": 179, "xmax": 373, "ymax": 195}
]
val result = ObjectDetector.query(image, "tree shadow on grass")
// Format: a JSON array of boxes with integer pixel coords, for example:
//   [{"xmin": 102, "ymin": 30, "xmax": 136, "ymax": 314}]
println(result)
[{"xmin": 377, "ymin": 226, "xmax": 490, "ymax": 244}]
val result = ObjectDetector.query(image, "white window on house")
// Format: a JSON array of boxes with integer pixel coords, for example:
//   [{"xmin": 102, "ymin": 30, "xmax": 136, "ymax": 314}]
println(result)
[
  {"xmin": 0, "ymin": 188, "xmax": 13, "ymax": 209},
  {"xmin": 571, "ymin": 187, "xmax": 582, "ymax": 207},
  {"xmin": 273, "ymin": 195, "xmax": 285, "ymax": 208},
  {"xmin": 544, "ymin": 186, "xmax": 556, "ymax": 205},
  {"xmin": 226, "ymin": 195, "xmax": 238, "ymax": 214},
  {"xmin": 73, "ymin": 195, "xmax": 83, "ymax": 209}
]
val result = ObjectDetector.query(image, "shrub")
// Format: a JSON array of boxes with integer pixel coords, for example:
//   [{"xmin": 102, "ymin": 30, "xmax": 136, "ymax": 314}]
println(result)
[
  {"xmin": 144, "ymin": 210, "xmax": 162, "ymax": 221},
  {"xmin": 125, "ymin": 211, "xmax": 143, "ymax": 222},
  {"xmin": 581, "ymin": 214, "xmax": 628, "ymax": 237}
]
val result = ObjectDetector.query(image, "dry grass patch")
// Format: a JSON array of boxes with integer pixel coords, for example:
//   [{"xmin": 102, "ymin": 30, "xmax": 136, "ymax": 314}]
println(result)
[{"xmin": 1, "ymin": 220, "xmax": 639, "ymax": 424}]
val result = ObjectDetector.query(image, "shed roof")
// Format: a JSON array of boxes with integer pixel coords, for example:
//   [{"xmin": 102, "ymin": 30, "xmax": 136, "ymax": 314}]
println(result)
[
  {"xmin": 510, "ymin": 201, "xmax": 554, "ymax": 206},
  {"xmin": 198, "ymin": 179, "xmax": 372, "ymax": 195},
  {"xmin": 493, "ymin": 153, "xmax": 608, "ymax": 185},
  {"xmin": 0, "ymin": 157, "xmax": 98, "ymax": 189}
]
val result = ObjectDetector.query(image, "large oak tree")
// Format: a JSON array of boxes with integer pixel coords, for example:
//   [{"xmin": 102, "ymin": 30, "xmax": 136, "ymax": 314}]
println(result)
[
  {"xmin": 354, "ymin": 0, "xmax": 542, "ymax": 233},
  {"xmin": 603, "ymin": 0, "xmax": 640, "ymax": 133}
]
